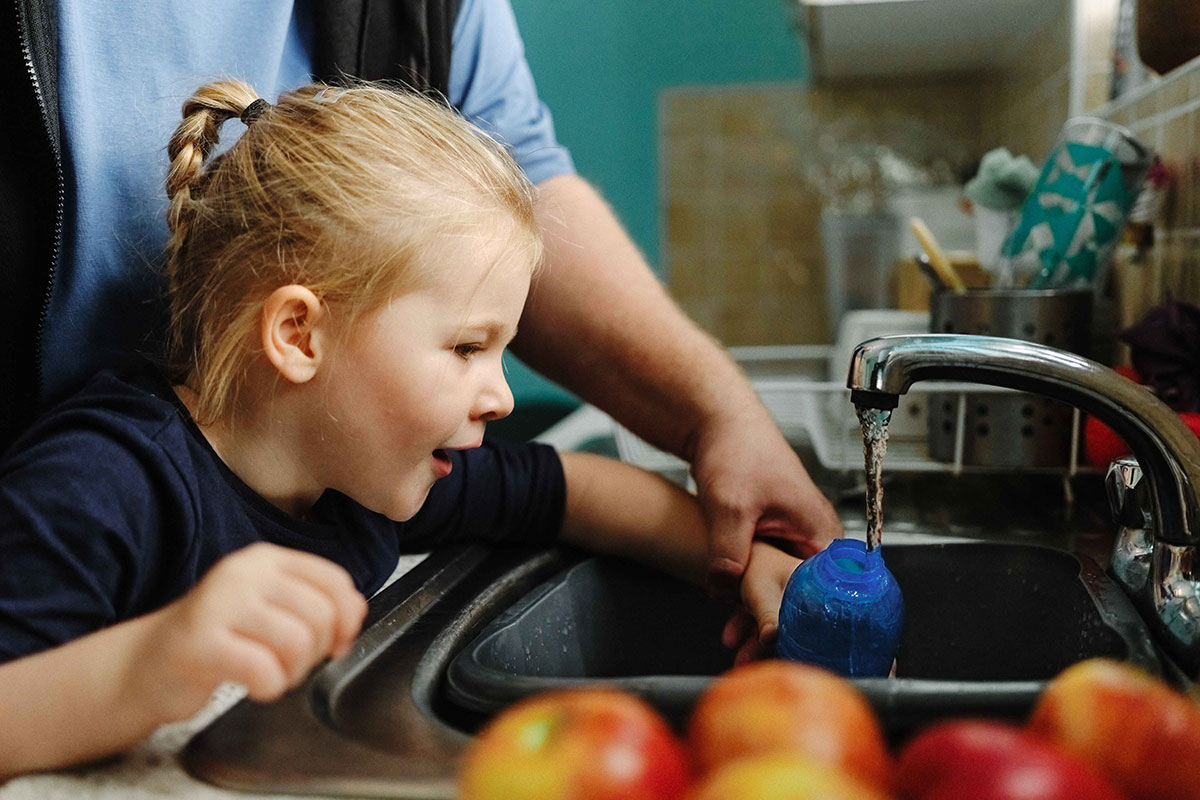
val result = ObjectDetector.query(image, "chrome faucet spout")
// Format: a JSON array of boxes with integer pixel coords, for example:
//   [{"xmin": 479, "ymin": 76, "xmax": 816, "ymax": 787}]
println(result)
[
  {"xmin": 848, "ymin": 333, "xmax": 1200, "ymax": 677},
  {"xmin": 847, "ymin": 334, "xmax": 1200, "ymax": 547}
]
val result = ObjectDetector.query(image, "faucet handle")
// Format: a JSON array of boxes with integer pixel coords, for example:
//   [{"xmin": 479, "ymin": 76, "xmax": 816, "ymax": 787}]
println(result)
[{"xmin": 1107, "ymin": 456, "xmax": 1150, "ymax": 529}]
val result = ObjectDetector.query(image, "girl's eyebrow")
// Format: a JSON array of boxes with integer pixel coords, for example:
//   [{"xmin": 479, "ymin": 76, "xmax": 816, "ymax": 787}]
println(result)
[{"xmin": 463, "ymin": 321, "xmax": 518, "ymax": 342}]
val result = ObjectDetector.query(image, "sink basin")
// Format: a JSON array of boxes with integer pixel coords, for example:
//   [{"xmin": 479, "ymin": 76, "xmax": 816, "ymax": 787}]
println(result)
[
  {"xmin": 445, "ymin": 540, "xmax": 1161, "ymax": 732},
  {"xmin": 184, "ymin": 534, "xmax": 1163, "ymax": 798}
]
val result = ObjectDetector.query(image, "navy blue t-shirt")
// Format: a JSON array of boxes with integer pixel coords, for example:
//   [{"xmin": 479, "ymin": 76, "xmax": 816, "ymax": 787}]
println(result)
[{"xmin": 0, "ymin": 368, "xmax": 565, "ymax": 661}]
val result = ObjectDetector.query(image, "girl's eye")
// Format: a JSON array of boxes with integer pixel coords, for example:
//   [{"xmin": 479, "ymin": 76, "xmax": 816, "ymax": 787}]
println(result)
[{"xmin": 454, "ymin": 343, "xmax": 483, "ymax": 359}]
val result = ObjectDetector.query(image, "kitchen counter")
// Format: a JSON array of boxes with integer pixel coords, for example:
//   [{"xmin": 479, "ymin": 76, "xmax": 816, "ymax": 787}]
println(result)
[{"xmin": 0, "ymin": 684, "xmax": 254, "ymax": 800}]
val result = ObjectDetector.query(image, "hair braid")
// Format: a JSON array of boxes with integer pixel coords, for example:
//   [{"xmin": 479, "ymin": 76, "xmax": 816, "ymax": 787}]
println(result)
[{"xmin": 164, "ymin": 80, "xmax": 261, "ymax": 264}]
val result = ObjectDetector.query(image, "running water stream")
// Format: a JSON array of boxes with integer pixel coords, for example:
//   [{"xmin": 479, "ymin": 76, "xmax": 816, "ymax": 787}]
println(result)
[{"xmin": 856, "ymin": 406, "xmax": 892, "ymax": 551}]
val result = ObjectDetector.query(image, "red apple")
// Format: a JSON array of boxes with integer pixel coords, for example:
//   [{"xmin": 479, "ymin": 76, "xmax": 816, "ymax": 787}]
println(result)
[
  {"xmin": 686, "ymin": 660, "xmax": 891, "ymax": 790},
  {"xmin": 689, "ymin": 754, "xmax": 891, "ymax": 800},
  {"xmin": 895, "ymin": 719, "xmax": 1123, "ymax": 800},
  {"xmin": 1027, "ymin": 658, "xmax": 1200, "ymax": 800},
  {"xmin": 458, "ymin": 688, "xmax": 691, "ymax": 800}
]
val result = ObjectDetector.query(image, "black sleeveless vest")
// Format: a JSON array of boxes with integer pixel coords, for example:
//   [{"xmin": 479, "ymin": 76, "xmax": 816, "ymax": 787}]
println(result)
[{"xmin": 313, "ymin": 0, "xmax": 462, "ymax": 95}]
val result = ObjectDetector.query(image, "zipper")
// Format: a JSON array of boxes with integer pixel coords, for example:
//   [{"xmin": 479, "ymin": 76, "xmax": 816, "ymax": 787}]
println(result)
[{"xmin": 14, "ymin": 0, "xmax": 64, "ymax": 406}]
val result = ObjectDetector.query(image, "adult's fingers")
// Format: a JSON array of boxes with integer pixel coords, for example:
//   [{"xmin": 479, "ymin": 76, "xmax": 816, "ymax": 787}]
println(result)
[
  {"xmin": 703, "ymin": 498, "xmax": 755, "ymax": 601},
  {"xmin": 753, "ymin": 504, "xmax": 839, "ymax": 558}
]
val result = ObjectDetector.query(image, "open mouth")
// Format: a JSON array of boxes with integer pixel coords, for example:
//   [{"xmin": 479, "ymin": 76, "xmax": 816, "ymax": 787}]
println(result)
[{"xmin": 431, "ymin": 449, "xmax": 454, "ymax": 478}]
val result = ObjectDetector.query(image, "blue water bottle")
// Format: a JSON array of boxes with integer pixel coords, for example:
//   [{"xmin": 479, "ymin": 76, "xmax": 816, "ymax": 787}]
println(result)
[{"xmin": 775, "ymin": 538, "xmax": 903, "ymax": 677}]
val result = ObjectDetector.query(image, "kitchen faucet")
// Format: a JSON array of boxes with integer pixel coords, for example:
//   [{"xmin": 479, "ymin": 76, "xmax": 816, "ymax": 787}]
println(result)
[{"xmin": 846, "ymin": 333, "xmax": 1200, "ymax": 679}]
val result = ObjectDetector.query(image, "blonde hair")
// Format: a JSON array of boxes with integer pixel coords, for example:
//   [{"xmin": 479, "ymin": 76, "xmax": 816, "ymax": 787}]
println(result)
[{"xmin": 164, "ymin": 79, "xmax": 542, "ymax": 423}]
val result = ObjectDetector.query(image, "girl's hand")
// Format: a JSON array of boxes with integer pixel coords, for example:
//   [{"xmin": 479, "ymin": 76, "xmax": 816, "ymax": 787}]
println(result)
[
  {"xmin": 129, "ymin": 542, "xmax": 367, "ymax": 724},
  {"xmin": 721, "ymin": 541, "xmax": 801, "ymax": 665}
]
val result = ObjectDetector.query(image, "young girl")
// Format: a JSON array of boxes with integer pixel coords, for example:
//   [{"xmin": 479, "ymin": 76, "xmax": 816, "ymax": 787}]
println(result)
[{"xmin": 0, "ymin": 80, "xmax": 801, "ymax": 778}]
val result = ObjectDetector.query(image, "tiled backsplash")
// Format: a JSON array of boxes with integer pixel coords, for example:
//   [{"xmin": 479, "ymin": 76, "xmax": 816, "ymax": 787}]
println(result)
[
  {"xmin": 979, "ymin": 0, "xmax": 1073, "ymax": 162},
  {"xmin": 660, "ymin": 87, "xmax": 826, "ymax": 346},
  {"xmin": 662, "ymin": 3, "xmax": 1199, "ymax": 349},
  {"xmin": 661, "ymin": 81, "xmax": 983, "ymax": 346}
]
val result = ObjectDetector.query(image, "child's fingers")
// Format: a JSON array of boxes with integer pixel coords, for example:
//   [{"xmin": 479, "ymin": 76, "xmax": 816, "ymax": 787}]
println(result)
[
  {"xmin": 230, "ymin": 602, "xmax": 323, "ymax": 686},
  {"xmin": 721, "ymin": 608, "xmax": 754, "ymax": 650},
  {"xmin": 740, "ymin": 567, "xmax": 790, "ymax": 642},
  {"xmin": 274, "ymin": 549, "xmax": 367, "ymax": 654},
  {"xmin": 732, "ymin": 634, "xmax": 770, "ymax": 667},
  {"xmin": 260, "ymin": 578, "xmax": 341, "ymax": 662},
  {"xmin": 220, "ymin": 631, "xmax": 293, "ymax": 703}
]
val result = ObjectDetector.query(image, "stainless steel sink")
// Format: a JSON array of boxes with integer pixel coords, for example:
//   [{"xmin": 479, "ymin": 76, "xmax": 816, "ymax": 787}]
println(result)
[
  {"xmin": 444, "ymin": 538, "xmax": 1160, "ymax": 731},
  {"xmin": 183, "ymin": 500, "xmax": 1167, "ymax": 798}
]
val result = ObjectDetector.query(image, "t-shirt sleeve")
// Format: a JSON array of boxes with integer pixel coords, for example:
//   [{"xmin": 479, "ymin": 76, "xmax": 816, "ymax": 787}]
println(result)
[
  {"xmin": 0, "ymin": 421, "xmax": 188, "ymax": 662},
  {"xmin": 401, "ymin": 439, "xmax": 565, "ymax": 549},
  {"xmin": 448, "ymin": 0, "xmax": 576, "ymax": 184}
]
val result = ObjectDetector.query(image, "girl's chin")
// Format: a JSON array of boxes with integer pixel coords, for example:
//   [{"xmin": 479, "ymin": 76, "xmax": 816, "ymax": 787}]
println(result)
[{"xmin": 382, "ymin": 483, "xmax": 435, "ymax": 523}]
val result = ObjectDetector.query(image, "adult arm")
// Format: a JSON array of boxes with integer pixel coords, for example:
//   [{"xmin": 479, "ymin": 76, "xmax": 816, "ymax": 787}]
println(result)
[{"xmin": 517, "ymin": 176, "xmax": 841, "ymax": 593}]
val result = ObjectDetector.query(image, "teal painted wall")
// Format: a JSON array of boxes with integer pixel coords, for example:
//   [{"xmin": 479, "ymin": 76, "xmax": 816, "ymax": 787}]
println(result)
[{"xmin": 504, "ymin": 0, "xmax": 809, "ymax": 414}]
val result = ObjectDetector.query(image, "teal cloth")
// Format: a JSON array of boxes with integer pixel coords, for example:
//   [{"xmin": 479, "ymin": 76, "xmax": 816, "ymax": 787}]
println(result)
[{"xmin": 965, "ymin": 147, "xmax": 1039, "ymax": 211}]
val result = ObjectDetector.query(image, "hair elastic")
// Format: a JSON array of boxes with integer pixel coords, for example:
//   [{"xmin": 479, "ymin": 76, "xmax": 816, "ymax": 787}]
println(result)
[{"xmin": 240, "ymin": 98, "xmax": 271, "ymax": 126}]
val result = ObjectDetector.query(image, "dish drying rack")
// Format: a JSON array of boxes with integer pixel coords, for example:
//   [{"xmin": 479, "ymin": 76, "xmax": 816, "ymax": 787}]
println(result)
[{"xmin": 608, "ymin": 344, "xmax": 1093, "ymax": 481}]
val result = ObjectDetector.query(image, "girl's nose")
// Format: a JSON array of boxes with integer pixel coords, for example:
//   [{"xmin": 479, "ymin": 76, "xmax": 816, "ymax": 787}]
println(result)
[{"xmin": 476, "ymin": 366, "xmax": 514, "ymax": 422}]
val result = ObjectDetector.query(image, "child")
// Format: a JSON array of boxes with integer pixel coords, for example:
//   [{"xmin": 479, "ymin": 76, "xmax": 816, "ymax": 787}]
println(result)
[{"xmin": 0, "ymin": 80, "xmax": 801, "ymax": 778}]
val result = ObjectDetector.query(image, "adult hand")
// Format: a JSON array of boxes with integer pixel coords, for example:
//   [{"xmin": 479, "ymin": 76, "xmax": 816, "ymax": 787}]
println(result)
[
  {"xmin": 691, "ymin": 405, "xmax": 840, "ymax": 600},
  {"xmin": 133, "ymin": 542, "xmax": 367, "ymax": 724}
]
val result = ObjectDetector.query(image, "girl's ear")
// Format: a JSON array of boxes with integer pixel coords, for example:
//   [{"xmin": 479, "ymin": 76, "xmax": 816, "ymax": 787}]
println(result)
[{"xmin": 260, "ymin": 285, "xmax": 328, "ymax": 384}]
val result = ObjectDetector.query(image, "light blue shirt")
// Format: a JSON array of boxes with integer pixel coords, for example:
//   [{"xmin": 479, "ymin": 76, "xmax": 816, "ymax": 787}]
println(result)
[{"xmin": 47, "ymin": 0, "xmax": 574, "ymax": 402}]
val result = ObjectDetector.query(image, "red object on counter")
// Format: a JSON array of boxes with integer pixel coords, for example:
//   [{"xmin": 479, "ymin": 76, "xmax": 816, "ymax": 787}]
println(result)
[
  {"xmin": 1082, "ymin": 367, "xmax": 1200, "ymax": 467},
  {"xmin": 894, "ymin": 719, "xmax": 1124, "ymax": 800},
  {"xmin": 1027, "ymin": 658, "xmax": 1200, "ymax": 800}
]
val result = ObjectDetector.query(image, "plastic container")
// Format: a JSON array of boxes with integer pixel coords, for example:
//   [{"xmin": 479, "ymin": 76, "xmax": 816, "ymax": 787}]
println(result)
[
  {"xmin": 973, "ymin": 205, "xmax": 1019, "ymax": 273},
  {"xmin": 998, "ymin": 117, "xmax": 1151, "ymax": 289},
  {"xmin": 776, "ymin": 538, "xmax": 904, "ymax": 677}
]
